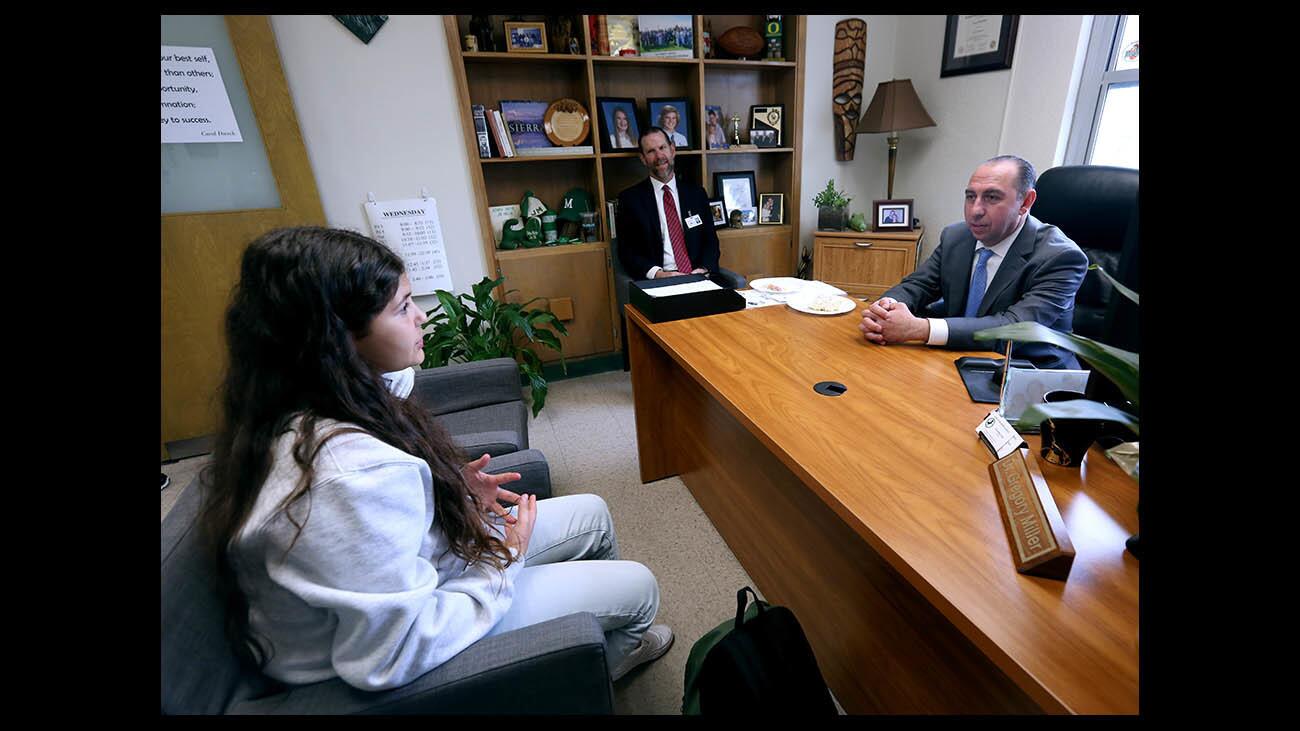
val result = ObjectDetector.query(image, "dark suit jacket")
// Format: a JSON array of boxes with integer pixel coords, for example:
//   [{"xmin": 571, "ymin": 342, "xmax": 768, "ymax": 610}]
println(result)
[
  {"xmin": 616, "ymin": 178, "xmax": 721, "ymax": 279},
  {"xmin": 883, "ymin": 215, "xmax": 1088, "ymax": 370}
]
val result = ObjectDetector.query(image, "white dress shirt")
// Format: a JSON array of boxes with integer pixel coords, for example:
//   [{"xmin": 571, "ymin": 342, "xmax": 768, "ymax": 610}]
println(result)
[
  {"xmin": 925, "ymin": 216, "xmax": 1026, "ymax": 345},
  {"xmin": 646, "ymin": 175, "xmax": 683, "ymax": 279}
]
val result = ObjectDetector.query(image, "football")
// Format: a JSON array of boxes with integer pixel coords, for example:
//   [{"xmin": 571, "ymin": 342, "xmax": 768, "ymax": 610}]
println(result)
[{"xmin": 717, "ymin": 26, "xmax": 764, "ymax": 58}]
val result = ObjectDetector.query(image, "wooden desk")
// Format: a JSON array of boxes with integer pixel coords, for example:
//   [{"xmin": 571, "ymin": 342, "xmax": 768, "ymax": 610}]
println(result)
[{"xmin": 625, "ymin": 304, "xmax": 1138, "ymax": 714}]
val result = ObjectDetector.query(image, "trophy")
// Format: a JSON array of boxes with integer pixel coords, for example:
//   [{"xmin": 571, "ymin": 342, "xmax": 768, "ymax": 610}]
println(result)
[{"xmin": 730, "ymin": 114, "xmax": 742, "ymax": 146}]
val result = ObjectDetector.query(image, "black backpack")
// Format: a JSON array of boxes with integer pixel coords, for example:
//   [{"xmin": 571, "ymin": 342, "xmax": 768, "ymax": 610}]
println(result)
[{"xmin": 682, "ymin": 587, "xmax": 838, "ymax": 715}]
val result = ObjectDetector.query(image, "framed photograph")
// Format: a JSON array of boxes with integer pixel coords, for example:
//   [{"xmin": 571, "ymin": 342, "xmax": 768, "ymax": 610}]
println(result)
[
  {"xmin": 597, "ymin": 97, "xmax": 641, "ymax": 150},
  {"xmin": 505, "ymin": 21, "xmax": 549, "ymax": 53},
  {"xmin": 647, "ymin": 98, "xmax": 692, "ymax": 149},
  {"xmin": 740, "ymin": 208, "xmax": 758, "ymax": 226},
  {"xmin": 637, "ymin": 15, "xmax": 694, "ymax": 58},
  {"xmin": 705, "ymin": 105, "xmax": 728, "ymax": 149},
  {"xmin": 714, "ymin": 171, "xmax": 757, "ymax": 222},
  {"xmin": 873, "ymin": 199, "xmax": 914, "ymax": 231},
  {"xmin": 940, "ymin": 15, "xmax": 1019, "ymax": 77},
  {"xmin": 708, "ymin": 198, "xmax": 727, "ymax": 227},
  {"xmin": 749, "ymin": 104, "xmax": 784, "ymax": 147},
  {"xmin": 758, "ymin": 193, "xmax": 785, "ymax": 225}
]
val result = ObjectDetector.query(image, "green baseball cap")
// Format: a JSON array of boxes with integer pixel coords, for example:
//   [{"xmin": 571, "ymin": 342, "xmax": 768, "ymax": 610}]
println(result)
[{"xmin": 557, "ymin": 187, "xmax": 594, "ymax": 222}]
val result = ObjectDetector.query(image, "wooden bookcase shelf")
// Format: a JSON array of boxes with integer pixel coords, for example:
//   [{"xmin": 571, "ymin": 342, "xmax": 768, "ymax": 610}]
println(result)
[{"xmin": 444, "ymin": 15, "xmax": 806, "ymax": 360}]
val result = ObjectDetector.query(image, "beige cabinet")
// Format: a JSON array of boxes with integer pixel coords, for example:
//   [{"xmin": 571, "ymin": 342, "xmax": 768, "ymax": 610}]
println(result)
[{"xmin": 813, "ymin": 228, "xmax": 924, "ymax": 300}]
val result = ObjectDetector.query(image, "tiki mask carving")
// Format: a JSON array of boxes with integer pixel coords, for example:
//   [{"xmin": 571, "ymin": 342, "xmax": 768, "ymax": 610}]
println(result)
[{"xmin": 833, "ymin": 19, "xmax": 867, "ymax": 161}]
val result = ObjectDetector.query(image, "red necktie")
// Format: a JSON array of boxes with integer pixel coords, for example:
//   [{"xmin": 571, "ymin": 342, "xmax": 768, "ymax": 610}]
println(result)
[{"xmin": 662, "ymin": 186, "xmax": 693, "ymax": 273}]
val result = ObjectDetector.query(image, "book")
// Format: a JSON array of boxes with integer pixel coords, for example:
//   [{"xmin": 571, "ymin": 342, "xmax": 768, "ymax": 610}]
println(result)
[
  {"xmin": 490, "ymin": 109, "xmax": 514, "ymax": 157},
  {"xmin": 607, "ymin": 199, "xmax": 618, "ymax": 239},
  {"xmin": 594, "ymin": 15, "xmax": 609, "ymax": 55},
  {"xmin": 515, "ymin": 145, "xmax": 594, "ymax": 157},
  {"xmin": 607, "ymin": 15, "xmax": 638, "ymax": 56},
  {"xmin": 471, "ymin": 104, "xmax": 492, "ymax": 158},
  {"xmin": 499, "ymin": 100, "xmax": 551, "ymax": 150}
]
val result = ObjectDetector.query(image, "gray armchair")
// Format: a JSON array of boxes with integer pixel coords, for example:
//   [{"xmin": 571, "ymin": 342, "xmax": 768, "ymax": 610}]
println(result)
[
  {"xmin": 412, "ymin": 358, "xmax": 551, "ymax": 499},
  {"xmin": 611, "ymin": 236, "xmax": 747, "ymax": 369},
  {"xmin": 161, "ymin": 476, "xmax": 614, "ymax": 715}
]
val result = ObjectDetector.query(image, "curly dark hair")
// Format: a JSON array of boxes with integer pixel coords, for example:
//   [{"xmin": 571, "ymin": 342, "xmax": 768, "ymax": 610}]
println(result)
[{"xmin": 198, "ymin": 226, "xmax": 513, "ymax": 669}]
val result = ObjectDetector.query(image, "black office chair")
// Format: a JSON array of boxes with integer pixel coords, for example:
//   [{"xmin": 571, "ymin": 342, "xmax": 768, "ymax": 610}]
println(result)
[
  {"xmin": 610, "ymin": 236, "xmax": 746, "ymax": 370},
  {"xmin": 1033, "ymin": 165, "xmax": 1139, "ymax": 409},
  {"xmin": 1033, "ymin": 165, "xmax": 1139, "ymax": 353}
]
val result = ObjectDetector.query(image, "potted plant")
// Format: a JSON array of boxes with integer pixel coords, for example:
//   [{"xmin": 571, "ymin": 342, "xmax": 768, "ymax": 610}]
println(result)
[
  {"xmin": 974, "ymin": 264, "xmax": 1140, "ymax": 554},
  {"xmin": 812, "ymin": 178, "xmax": 851, "ymax": 231},
  {"xmin": 422, "ymin": 276, "xmax": 568, "ymax": 416}
]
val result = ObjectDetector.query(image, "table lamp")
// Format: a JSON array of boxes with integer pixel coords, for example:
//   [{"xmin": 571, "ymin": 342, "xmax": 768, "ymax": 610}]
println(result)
[{"xmin": 855, "ymin": 79, "xmax": 936, "ymax": 199}]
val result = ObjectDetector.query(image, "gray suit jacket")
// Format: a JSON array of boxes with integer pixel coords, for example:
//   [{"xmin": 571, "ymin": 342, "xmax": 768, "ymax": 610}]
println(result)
[{"xmin": 883, "ymin": 215, "xmax": 1088, "ymax": 369}]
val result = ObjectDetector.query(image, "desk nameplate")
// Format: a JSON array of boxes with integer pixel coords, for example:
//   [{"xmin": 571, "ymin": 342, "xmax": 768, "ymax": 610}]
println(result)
[{"xmin": 990, "ymin": 448, "xmax": 1075, "ymax": 580}]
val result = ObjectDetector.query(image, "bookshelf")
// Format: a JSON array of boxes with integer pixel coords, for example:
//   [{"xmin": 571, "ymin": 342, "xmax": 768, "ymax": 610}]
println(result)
[{"xmin": 444, "ymin": 15, "xmax": 806, "ymax": 362}]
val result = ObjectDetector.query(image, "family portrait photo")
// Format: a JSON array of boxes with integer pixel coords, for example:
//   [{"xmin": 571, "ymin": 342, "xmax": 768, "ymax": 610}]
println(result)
[
  {"xmin": 637, "ymin": 15, "xmax": 693, "ymax": 58},
  {"xmin": 505, "ymin": 22, "xmax": 548, "ymax": 52},
  {"xmin": 759, "ymin": 193, "xmax": 784, "ymax": 224}
]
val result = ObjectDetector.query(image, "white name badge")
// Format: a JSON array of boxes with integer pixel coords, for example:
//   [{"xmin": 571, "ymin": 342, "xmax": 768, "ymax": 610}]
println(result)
[{"xmin": 685, "ymin": 214, "xmax": 704, "ymax": 228}]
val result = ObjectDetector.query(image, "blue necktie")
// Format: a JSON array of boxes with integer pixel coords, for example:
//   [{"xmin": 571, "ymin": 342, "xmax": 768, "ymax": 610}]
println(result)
[{"xmin": 963, "ymin": 248, "xmax": 995, "ymax": 318}]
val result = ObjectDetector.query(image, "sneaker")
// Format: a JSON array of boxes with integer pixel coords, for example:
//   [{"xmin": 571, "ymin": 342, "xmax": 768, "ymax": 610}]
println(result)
[
  {"xmin": 610, "ymin": 624, "xmax": 674, "ymax": 682},
  {"xmin": 161, "ymin": 473, "xmax": 171, "ymax": 491}
]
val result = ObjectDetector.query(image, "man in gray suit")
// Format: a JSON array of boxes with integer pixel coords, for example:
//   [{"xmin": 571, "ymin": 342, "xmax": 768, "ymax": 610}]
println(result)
[{"xmin": 859, "ymin": 155, "xmax": 1088, "ymax": 370}]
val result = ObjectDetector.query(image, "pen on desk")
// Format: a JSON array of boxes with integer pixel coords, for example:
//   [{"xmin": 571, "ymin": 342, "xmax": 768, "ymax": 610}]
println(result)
[{"xmin": 997, "ymin": 341, "xmax": 1013, "ymax": 410}]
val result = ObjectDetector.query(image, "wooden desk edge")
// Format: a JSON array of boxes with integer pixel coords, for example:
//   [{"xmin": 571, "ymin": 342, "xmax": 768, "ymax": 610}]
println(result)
[{"xmin": 625, "ymin": 304, "xmax": 1088, "ymax": 714}]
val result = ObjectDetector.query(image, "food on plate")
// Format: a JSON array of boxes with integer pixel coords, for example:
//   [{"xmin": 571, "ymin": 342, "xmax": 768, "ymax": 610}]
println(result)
[{"xmin": 803, "ymin": 294, "xmax": 848, "ymax": 313}]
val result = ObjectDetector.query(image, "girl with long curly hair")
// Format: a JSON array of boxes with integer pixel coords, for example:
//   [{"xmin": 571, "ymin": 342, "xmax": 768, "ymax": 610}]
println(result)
[{"xmin": 199, "ymin": 226, "xmax": 671, "ymax": 691}]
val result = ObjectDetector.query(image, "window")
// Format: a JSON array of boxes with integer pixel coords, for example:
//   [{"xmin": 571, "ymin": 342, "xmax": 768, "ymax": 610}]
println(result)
[{"xmin": 1065, "ymin": 15, "xmax": 1139, "ymax": 169}]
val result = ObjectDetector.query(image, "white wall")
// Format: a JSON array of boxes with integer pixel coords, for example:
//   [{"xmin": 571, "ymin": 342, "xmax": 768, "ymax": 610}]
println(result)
[{"xmin": 270, "ymin": 14, "xmax": 488, "ymax": 308}]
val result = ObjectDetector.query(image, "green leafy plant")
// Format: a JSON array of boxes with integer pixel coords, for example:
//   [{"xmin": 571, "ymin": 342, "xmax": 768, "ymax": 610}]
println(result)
[
  {"xmin": 974, "ymin": 264, "xmax": 1139, "ymax": 437},
  {"xmin": 811, "ymin": 178, "xmax": 852, "ymax": 209},
  {"xmin": 421, "ymin": 276, "xmax": 568, "ymax": 417}
]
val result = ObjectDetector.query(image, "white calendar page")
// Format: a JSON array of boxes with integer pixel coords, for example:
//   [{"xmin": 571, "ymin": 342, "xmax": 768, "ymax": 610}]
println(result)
[{"xmin": 363, "ymin": 197, "xmax": 454, "ymax": 296}]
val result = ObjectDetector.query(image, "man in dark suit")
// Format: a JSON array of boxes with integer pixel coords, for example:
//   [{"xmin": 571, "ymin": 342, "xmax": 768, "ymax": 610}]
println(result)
[
  {"xmin": 860, "ymin": 155, "xmax": 1088, "ymax": 369},
  {"xmin": 616, "ymin": 127, "xmax": 721, "ymax": 280}
]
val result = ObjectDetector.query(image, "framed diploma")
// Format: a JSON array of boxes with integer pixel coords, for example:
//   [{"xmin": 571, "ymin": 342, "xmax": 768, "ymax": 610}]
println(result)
[{"xmin": 940, "ymin": 15, "xmax": 1019, "ymax": 78}]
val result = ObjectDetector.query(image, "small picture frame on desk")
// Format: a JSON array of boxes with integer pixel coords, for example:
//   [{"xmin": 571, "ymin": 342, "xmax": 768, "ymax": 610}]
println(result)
[
  {"xmin": 505, "ymin": 22, "xmax": 549, "ymax": 53},
  {"xmin": 873, "ymin": 199, "xmax": 914, "ymax": 231}
]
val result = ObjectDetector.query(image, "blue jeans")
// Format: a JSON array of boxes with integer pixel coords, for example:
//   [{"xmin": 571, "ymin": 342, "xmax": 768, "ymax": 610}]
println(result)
[{"xmin": 484, "ymin": 494, "xmax": 660, "ymax": 675}]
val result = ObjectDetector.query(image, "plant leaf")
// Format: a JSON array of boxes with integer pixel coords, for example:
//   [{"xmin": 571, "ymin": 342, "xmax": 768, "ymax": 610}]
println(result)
[
  {"xmin": 1088, "ymin": 263, "xmax": 1139, "ymax": 306},
  {"xmin": 973, "ymin": 322, "xmax": 1138, "ymax": 408},
  {"xmin": 1015, "ymin": 399, "xmax": 1139, "ymax": 438}
]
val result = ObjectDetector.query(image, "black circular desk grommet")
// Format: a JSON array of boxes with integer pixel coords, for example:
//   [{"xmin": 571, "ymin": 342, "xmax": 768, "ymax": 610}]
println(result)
[{"xmin": 814, "ymin": 381, "xmax": 847, "ymax": 397}]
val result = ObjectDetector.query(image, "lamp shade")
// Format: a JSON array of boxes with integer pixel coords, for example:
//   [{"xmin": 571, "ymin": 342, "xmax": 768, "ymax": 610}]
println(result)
[{"xmin": 856, "ymin": 79, "xmax": 936, "ymax": 134}]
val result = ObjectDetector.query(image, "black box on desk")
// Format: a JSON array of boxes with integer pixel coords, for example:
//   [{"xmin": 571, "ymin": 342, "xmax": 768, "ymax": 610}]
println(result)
[{"xmin": 628, "ymin": 274, "xmax": 746, "ymax": 323}]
